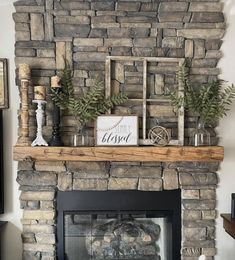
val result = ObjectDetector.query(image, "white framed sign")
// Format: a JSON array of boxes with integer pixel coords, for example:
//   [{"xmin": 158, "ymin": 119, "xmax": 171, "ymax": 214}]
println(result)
[{"xmin": 95, "ymin": 116, "xmax": 138, "ymax": 146}]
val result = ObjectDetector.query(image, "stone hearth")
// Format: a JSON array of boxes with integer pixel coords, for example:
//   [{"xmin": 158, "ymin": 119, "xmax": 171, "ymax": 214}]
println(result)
[{"xmin": 18, "ymin": 160, "xmax": 219, "ymax": 260}]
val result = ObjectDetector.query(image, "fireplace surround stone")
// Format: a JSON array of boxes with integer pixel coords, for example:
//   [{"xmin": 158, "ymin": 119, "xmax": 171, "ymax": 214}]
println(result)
[
  {"xmin": 13, "ymin": 0, "xmax": 225, "ymax": 259},
  {"xmin": 17, "ymin": 160, "xmax": 219, "ymax": 260}
]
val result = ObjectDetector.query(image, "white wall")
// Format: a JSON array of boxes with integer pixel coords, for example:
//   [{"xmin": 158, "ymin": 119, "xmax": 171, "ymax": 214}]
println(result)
[
  {"xmin": 0, "ymin": 0, "xmax": 235, "ymax": 259},
  {"xmin": 0, "ymin": 1, "xmax": 22, "ymax": 260},
  {"xmin": 216, "ymin": 0, "xmax": 235, "ymax": 259}
]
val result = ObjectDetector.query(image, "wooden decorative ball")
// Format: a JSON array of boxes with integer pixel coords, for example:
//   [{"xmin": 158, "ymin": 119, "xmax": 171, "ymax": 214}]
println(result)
[{"xmin": 148, "ymin": 126, "xmax": 170, "ymax": 146}]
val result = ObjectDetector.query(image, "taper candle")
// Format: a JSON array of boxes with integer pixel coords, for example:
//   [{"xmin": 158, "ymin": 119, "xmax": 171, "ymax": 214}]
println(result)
[
  {"xmin": 51, "ymin": 76, "xmax": 61, "ymax": 88},
  {"xmin": 34, "ymin": 86, "xmax": 46, "ymax": 100}
]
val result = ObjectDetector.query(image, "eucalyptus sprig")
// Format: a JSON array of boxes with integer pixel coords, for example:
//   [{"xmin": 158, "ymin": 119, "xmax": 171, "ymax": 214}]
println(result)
[
  {"xmin": 171, "ymin": 61, "xmax": 235, "ymax": 125},
  {"xmin": 51, "ymin": 64, "xmax": 128, "ymax": 126}
]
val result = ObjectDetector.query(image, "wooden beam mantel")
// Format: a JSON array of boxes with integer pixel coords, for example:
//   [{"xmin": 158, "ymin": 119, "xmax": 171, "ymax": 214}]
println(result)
[{"xmin": 13, "ymin": 146, "xmax": 224, "ymax": 162}]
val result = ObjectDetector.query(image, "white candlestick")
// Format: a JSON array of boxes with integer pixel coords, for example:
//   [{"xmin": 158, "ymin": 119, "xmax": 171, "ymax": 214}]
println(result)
[{"xmin": 31, "ymin": 100, "xmax": 48, "ymax": 146}]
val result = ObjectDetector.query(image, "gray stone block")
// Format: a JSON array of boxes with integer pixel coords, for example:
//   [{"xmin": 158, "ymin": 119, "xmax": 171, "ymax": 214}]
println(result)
[
  {"xmin": 132, "ymin": 47, "xmax": 153, "ymax": 56},
  {"xmin": 111, "ymin": 47, "xmax": 132, "ymax": 56},
  {"xmin": 133, "ymin": 38, "xmax": 156, "ymax": 47},
  {"xmin": 23, "ymin": 251, "xmax": 40, "ymax": 260},
  {"xmin": 89, "ymin": 29, "xmax": 107, "ymax": 38},
  {"xmin": 107, "ymin": 28, "xmax": 131, "ymax": 38},
  {"xmin": 108, "ymin": 177, "xmax": 138, "ymax": 190},
  {"xmin": 73, "ymin": 52, "xmax": 109, "ymax": 62},
  {"xmin": 177, "ymin": 29, "xmax": 225, "ymax": 39},
  {"xmin": 74, "ymin": 61, "xmax": 105, "ymax": 71},
  {"xmin": 18, "ymin": 161, "xmax": 34, "ymax": 171},
  {"xmin": 54, "ymin": 16, "xmax": 90, "ymax": 25},
  {"xmin": 163, "ymin": 169, "xmax": 179, "ymax": 190},
  {"xmin": 15, "ymin": 57, "xmax": 56, "ymax": 69},
  {"xmin": 74, "ymin": 38, "xmax": 103, "ymax": 47},
  {"xmin": 58, "ymin": 172, "xmax": 72, "ymax": 191},
  {"xmin": 184, "ymin": 227, "xmax": 207, "ymax": 240},
  {"xmin": 179, "ymin": 172, "xmax": 218, "ymax": 186},
  {"xmin": 141, "ymin": 2, "xmax": 158, "ymax": 12},
  {"xmin": 181, "ymin": 247, "xmax": 200, "ymax": 257},
  {"xmin": 138, "ymin": 178, "xmax": 163, "ymax": 191},
  {"xmin": 16, "ymin": 31, "xmax": 30, "ymax": 41},
  {"xmin": 158, "ymin": 12, "xmax": 191, "ymax": 23},
  {"xmin": 105, "ymin": 38, "xmax": 133, "ymax": 47},
  {"xmin": 17, "ymin": 171, "xmax": 57, "ymax": 186},
  {"xmin": 183, "ymin": 199, "xmax": 216, "ymax": 210},
  {"xmin": 162, "ymin": 37, "xmax": 184, "ymax": 48},
  {"xmin": 192, "ymin": 59, "xmax": 218, "ymax": 68},
  {"xmin": 73, "ymin": 179, "xmax": 108, "ymax": 190},
  {"xmin": 15, "ymin": 22, "xmax": 30, "ymax": 31},
  {"xmin": 37, "ymin": 49, "xmax": 55, "ymax": 58},
  {"xmin": 35, "ymin": 161, "xmax": 65, "ymax": 172},
  {"xmin": 67, "ymin": 161, "xmax": 108, "ymax": 173},
  {"xmin": 194, "ymin": 39, "xmax": 205, "ymax": 59},
  {"xmin": 117, "ymin": 2, "xmax": 141, "ymax": 12},
  {"xmin": 31, "ymin": 13, "xmax": 44, "ymax": 40},
  {"xmin": 15, "ymin": 5, "xmax": 45, "ymax": 12},
  {"xmin": 191, "ymin": 12, "xmax": 224, "ymax": 23},
  {"xmin": 60, "ymin": 2, "xmax": 90, "ymax": 10},
  {"xmin": 15, "ymin": 41, "xmax": 55, "ymax": 48},
  {"xmin": 117, "ymin": 16, "xmax": 156, "ymax": 23},
  {"xmin": 54, "ymin": 24, "xmax": 90, "ymax": 37},
  {"xmin": 110, "ymin": 166, "xmax": 162, "ymax": 178},
  {"xmin": 159, "ymin": 2, "xmax": 189, "ymax": 12},
  {"xmin": 189, "ymin": 2, "xmax": 223, "ymax": 12},
  {"xmin": 91, "ymin": 1, "xmax": 115, "ymax": 11},
  {"xmin": 14, "ymin": 0, "xmax": 37, "ymax": 6},
  {"xmin": 183, "ymin": 210, "xmax": 201, "ymax": 220}
]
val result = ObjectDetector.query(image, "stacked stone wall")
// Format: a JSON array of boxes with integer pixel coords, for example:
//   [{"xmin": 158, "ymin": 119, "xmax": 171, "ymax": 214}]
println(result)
[{"xmin": 13, "ymin": 0, "xmax": 225, "ymax": 259}]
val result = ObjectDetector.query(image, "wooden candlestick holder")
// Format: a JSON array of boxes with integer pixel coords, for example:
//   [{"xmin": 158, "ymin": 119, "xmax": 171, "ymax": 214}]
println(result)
[{"xmin": 16, "ymin": 79, "xmax": 31, "ymax": 146}]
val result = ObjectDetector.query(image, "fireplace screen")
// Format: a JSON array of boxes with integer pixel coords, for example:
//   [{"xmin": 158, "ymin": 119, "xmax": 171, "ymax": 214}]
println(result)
[
  {"xmin": 57, "ymin": 190, "xmax": 181, "ymax": 260},
  {"xmin": 64, "ymin": 212, "xmax": 171, "ymax": 260}
]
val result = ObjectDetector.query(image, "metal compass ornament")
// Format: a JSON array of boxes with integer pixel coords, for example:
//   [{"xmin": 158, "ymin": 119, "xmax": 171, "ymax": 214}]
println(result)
[{"xmin": 148, "ymin": 120, "xmax": 170, "ymax": 147}]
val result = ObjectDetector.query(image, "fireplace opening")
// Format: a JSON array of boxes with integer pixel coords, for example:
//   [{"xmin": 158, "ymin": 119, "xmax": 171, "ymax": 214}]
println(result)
[{"xmin": 57, "ymin": 190, "xmax": 181, "ymax": 260}]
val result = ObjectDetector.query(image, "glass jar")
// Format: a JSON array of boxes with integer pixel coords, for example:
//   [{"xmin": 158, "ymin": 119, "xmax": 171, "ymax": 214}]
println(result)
[
  {"xmin": 71, "ymin": 125, "xmax": 89, "ymax": 147},
  {"xmin": 190, "ymin": 119, "xmax": 211, "ymax": 146}
]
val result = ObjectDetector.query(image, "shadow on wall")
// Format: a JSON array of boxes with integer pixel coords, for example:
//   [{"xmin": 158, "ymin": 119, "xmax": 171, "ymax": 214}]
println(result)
[{"xmin": 1, "ymin": 222, "xmax": 22, "ymax": 259}]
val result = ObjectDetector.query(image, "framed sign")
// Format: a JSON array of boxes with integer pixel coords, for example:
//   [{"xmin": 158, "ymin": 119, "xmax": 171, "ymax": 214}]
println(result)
[
  {"xmin": 96, "ymin": 115, "xmax": 138, "ymax": 146},
  {"xmin": 0, "ymin": 59, "xmax": 9, "ymax": 109}
]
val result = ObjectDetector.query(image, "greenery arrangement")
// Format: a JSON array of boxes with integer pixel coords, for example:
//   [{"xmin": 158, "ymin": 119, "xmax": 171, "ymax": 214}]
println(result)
[
  {"xmin": 51, "ymin": 64, "xmax": 128, "ymax": 127},
  {"xmin": 171, "ymin": 61, "xmax": 235, "ymax": 125}
]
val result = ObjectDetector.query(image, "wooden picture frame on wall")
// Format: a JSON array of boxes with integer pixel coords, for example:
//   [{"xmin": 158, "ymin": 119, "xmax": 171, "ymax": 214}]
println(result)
[
  {"xmin": 105, "ymin": 56, "xmax": 185, "ymax": 146},
  {"xmin": 0, "ymin": 111, "xmax": 4, "ymax": 214},
  {"xmin": 0, "ymin": 59, "xmax": 9, "ymax": 109}
]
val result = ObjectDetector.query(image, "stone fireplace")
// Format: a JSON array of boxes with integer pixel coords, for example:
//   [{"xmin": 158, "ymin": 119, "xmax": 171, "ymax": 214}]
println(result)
[
  {"xmin": 13, "ymin": 0, "xmax": 224, "ymax": 259},
  {"xmin": 17, "ymin": 160, "xmax": 219, "ymax": 260},
  {"xmin": 57, "ymin": 189, "xmax": 181, "ymax": 260}
]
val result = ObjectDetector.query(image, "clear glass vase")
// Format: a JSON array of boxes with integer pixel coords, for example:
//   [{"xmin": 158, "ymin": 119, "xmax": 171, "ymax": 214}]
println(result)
[
  {"xmin": 71, "ymin": 125, "xmax": 89, "ymax": 147},
  {"xmin": 190, "ymin": 119, "xmax": 211, "ymax": 146}
]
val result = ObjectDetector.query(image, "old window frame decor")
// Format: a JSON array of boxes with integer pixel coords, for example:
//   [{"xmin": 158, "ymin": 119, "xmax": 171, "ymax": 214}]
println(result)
[
  {"xmin": 0, "ymin": 59, "xmax": 9, "ymax": 109},
  {"xmin": 96, "ymin": 115, "xmax": 139, "ymax": 146},
  {"xmin": 105, "ymin": 56, "xmax": 185, "ymax": 146}
]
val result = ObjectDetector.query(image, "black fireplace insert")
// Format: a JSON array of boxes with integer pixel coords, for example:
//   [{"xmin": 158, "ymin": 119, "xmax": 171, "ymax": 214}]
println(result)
[{"xmin": 57, "ymin": 190, "xmax": 181, "ymax": 260}]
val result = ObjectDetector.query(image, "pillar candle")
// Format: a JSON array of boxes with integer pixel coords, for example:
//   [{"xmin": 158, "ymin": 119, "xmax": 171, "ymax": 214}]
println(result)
[
  {"xmin": 19, "ymin": 63, "xmax": 31, "ymax": 79},
  {"xmin": 34, "ymin": 86, "xmax": 46, "ymax": 100},
  {"xmin": 51, "ymin": 76, "xmax": 61, "ymax": 88}
]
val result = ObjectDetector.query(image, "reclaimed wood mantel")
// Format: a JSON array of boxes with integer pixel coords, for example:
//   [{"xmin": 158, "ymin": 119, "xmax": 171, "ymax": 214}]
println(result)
[{"xmin": 13, "ymin": 146, "xmax": 224, "ymax": 162}]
